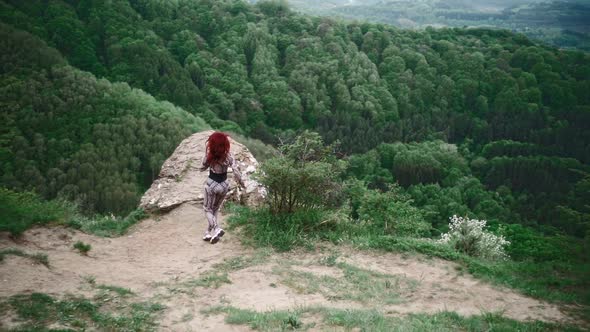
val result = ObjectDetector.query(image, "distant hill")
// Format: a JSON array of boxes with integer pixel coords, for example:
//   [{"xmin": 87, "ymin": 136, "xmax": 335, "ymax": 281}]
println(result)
[{"xmin": 263, "ymin": 0, "xmax": 590, "ymax": 51}]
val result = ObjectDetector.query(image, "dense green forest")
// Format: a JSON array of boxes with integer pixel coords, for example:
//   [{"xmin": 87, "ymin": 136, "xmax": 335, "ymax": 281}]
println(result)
[
  {"xmin": 0, "ymin": 22, "xmax": 210, "ymax": 214},
  {"xmin": 276, "ymin": 0, "xmax": 590, "ymax": 51},
  {"xmin": 1, "ymin": 0, "xmax": 589, "ymax": 235}
]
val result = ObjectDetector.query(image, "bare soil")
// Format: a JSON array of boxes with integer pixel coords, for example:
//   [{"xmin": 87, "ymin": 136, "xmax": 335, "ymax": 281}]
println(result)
[{"xmin": 0, "ymin": 203, "xmax": 575, "ymax": 331}]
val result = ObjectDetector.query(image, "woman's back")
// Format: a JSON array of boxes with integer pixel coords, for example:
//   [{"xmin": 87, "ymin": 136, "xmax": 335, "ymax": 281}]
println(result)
[{"xmin": 203, "ymin": 154, "xmax": 234, "ymax": 175}]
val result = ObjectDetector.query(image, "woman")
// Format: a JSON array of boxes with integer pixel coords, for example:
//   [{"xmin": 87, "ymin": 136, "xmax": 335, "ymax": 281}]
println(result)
[{"xmin": 200, "ymin": 132, "xmax": 244, "ymax": 244}]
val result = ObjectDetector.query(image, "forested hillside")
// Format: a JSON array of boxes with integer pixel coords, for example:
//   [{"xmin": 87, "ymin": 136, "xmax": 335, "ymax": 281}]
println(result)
[
  {"xmin": 1, "ymin": 0, "xmax": 589, "ymax": 237},
  {"xmin": 0, "ymin": 23, "xmax": 209, "ymax": 214}
]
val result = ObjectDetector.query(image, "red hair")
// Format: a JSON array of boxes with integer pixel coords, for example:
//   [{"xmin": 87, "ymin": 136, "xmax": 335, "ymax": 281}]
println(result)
[{"xmin": 206, "ymin": 132, "xmax": 230, "ymax": 165}]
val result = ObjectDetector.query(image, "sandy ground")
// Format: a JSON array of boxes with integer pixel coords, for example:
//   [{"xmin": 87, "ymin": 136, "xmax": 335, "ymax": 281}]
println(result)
[{"xmin": 0, "ymin": 203, "xmax": 576, "ymax": 331}]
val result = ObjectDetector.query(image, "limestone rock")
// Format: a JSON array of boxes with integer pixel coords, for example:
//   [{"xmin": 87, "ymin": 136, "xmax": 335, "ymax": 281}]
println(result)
[{"xmin": 139, "ymin": 130, "xmax": 266, "ymax": 212}]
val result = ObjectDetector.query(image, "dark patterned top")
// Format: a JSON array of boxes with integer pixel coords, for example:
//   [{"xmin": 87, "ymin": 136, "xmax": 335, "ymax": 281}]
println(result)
[{"xmin": 200, "ymin": 153, "xmax": 243, "ymax": 185}]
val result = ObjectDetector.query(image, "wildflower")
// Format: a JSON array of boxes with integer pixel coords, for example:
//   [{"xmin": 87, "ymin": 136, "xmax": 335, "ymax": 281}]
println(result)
[{"xmin": 438, "ymin": 215, "xmax": 510, "ymax": 260}]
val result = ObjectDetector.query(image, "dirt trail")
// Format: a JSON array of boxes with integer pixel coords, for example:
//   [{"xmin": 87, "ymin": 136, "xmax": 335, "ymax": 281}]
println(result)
[{"xmin": 0, "ymin": 203, "xmax": 574, "ymax": 330}]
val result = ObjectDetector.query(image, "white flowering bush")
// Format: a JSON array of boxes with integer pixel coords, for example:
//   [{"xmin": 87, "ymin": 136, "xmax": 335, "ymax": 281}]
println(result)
[{"xmin": 438, "ymin": 215, "xmax": 510, "ymax": 260}]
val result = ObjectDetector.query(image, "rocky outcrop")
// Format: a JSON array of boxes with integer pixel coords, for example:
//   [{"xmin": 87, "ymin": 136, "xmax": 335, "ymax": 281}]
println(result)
[{"xmin": 139, "ymin": 130, "xmax": 266, "ymax": 212}]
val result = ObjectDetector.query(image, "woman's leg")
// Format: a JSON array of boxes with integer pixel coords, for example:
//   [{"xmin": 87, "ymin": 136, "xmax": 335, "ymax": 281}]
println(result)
[
  {"xmin": 209, "ymin": 181, "xmax": 229, "ymax": 243},
  {"xmin": 203, "ymin": 180, "xmax": 215, "ymax": 239},
  {"xmin": 210, "ymin": 183, "xmax": 229, "ymax": 225},
  {"xmin": 203, "ymin": 179, "xmax": 229, "ymax": 242}
]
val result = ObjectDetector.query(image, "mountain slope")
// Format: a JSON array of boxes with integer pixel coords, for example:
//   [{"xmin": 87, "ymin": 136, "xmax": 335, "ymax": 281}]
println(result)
[{"xmin": 0, "ymin": 23, "xmax": 209, "ymax": 214}]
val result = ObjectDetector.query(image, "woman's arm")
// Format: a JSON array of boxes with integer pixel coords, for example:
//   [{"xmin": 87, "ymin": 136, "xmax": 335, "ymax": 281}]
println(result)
[{"xmin": 199, "ymin": 155, "xmax": 208, "ymax": 171}]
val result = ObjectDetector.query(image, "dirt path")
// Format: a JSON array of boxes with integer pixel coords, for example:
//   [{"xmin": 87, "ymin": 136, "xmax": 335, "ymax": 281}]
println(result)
[{"xmin": 0, "ymin": 203, "xmax": 574, "ymax": 331}]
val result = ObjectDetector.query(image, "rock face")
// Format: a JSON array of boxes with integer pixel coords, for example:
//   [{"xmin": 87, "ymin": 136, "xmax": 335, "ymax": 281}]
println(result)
[{"xmin": 139, "ymin": 130, "xmax": 266, "ymax": 212}]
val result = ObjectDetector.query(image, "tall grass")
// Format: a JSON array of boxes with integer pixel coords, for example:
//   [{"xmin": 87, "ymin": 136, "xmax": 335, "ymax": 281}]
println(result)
[
  {"xmin": 228, "ymin": 205, "xmax": 337, "ymax": 251},
  {"xmin": 0, "ymin": 188, "xmax": 74, "ymax": 236},
  {"xmin": 0, "ymin": 187, "xmax": 147, "ymax": 237},
  {"xmin": 67, "ymin": 208, "xmax": 147, "ymax": 237}
]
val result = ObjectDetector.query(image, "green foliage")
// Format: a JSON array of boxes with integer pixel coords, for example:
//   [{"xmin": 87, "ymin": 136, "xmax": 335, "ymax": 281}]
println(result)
[
  {"xmin": 438, "ymin": 216, "xmax": 510, "ymax": 260},
  {"xmin": 229, "ymin": 132, "xmax": 278, "ymax": 162},
  {"xmin": 357, "ymin": 185, "xmax": 430, "ymax": 237},
  {"xmin": 0, "ymin": 186, "xmax": 146, "ymax": 237},
  {"xmin": 0, "ymin": 188, "xmax": 73, "ymax": 237},
  {"xmin": 204, "ymin": 306, "xmax": 307, "ymax": 331},
  {"xmin": 73, "ymin": 241, "xmax": 91, "ymax": 255},
  {"xmin": 1, "ymin": 0, "xmax": 589, "ymax": 238},
  {"xmin": 229, "ymin": 206, "xmax": 333, "ymax": 251},
  {"xmin": 257, "ymin": 131, "xmax": 343, "ymax": 214},
  {"xmin": 0, "ymin": 24, "xmax": 209, "ymax": 215},
  {"xmin": 501, "ymin": 223, "xmax": 573, "ymax": 262}
]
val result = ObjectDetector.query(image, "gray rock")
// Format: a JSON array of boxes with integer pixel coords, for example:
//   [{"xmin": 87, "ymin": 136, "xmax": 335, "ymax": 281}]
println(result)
[{"xmin": 139, "ymin": 130, "xmax": 266, "ymax": 212}]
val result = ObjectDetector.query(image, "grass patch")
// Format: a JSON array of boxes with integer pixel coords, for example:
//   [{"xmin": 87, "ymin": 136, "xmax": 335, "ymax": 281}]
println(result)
[
  {"xmin": 203, "ymin": 306, "xmax": 306, "ymax": 331},
  {"xmin": 186, "ymin": 271, "xmax": 231, "ymax": 289},
  {"xmin": 4, "ymin": 292, "xmax": 164, "ymax": 331},
  {"xmin": 274, "ymin": 261, "xmax": 416, "ymax": 305},
  {"xmin": 0, "ymin": 248, "xmax": 49, "ymax": 267},
  {"xmin": 227, "ymin": 206, "xmax": 336, "ymax": 251},
  {"xmin": 212, "ymin": 249, "xmax": 273, "ymax": 272},
  {"xmin": 73, "ymin": 241, "xmax": 91, "ymax": 255},
  {"xmin": 166, "ymin": 251, "xmax": 271, "ymax": 294},
  {"xmin": 0, "ymin": 187, "xmax": 148, "ymax": 238},
  {"xmin": 96, "ymin": 284, "xmax": 133, "ymax": 296},
  {"xmin": 0, "ymin": 188, "xmax": 74, "ymax": 237},
  {"xmin": 204, "ymin": 305, "xmax": 582, "ymax": 332},
  {"xmin": 67, "ymin": 208, "xmax": 147, "ymax": 237}
]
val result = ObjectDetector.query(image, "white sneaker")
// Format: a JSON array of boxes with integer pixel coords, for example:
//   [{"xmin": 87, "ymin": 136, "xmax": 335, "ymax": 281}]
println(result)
[
  {"xmin": 210, "ymin": 228, "xmax": 225, "ymax": 244},
  {"xmin": 203, "ymin": 232, "xmax": 212, "ymax": 241}
]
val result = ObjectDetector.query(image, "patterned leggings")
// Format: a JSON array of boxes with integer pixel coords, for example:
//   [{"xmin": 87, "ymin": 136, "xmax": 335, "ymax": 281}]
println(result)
[{"xmin": 203, "ymin": 178, "xmax": 229, "ymax": 233}]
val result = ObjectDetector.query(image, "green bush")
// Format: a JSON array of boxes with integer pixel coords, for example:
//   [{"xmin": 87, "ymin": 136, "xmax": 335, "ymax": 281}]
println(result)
[
  {"xmin": 73, "ymin": 241, "xmax": 92, "ymax": 255},
  {"xmin": 438, "ymin": 216, "xmax": 510, "ymax": 260},
  {"xmin": 0, "ymin": 187, "xmax": 73, "ymax": 236},
  {"xmin": 357, "ymin": 185, "xmax": 431, "ymax": 237},
  {"xmin": 256, "ymin": 131, "xmax": 344, "ymax": 215},
  {"xmin": 501, "ymin": 223, "xmax": 573, "ymax": 262},
  {"xmin": 0, "ymin": 186, "xmax": 147, "ymax": 237}
]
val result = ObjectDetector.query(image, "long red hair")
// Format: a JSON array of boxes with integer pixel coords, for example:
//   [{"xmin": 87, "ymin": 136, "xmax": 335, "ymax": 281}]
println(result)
[{"xmin": 206, "ymin": 132, "xmax": 230, "ymax": 165}]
